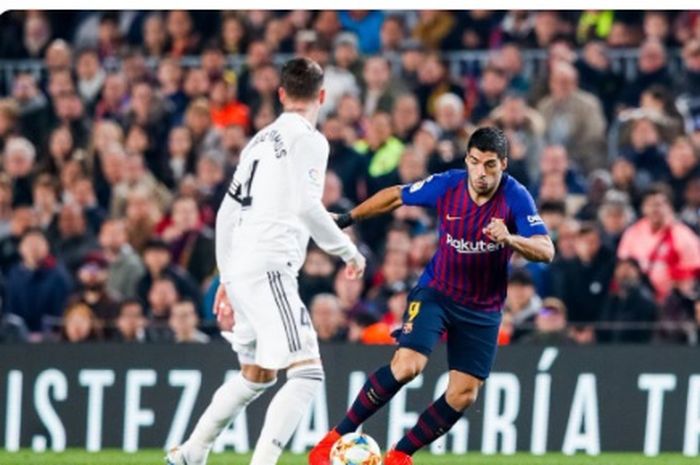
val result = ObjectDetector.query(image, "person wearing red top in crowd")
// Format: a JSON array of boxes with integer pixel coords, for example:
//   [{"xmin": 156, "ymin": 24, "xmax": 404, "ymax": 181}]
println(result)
[
  {"xmin": 209, "ymin": 76, "xmax": 250, "ymax": 132},
  {"xmin": 617, "ymin": 183, "xmax": 700, "ymax": 302}
]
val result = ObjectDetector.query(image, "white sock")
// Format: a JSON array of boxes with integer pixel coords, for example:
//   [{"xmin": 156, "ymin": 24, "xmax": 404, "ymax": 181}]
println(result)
[
  {"xmin": 249, "ymin": 365, "xmax": 325, "ymax": 465},
  {"xmin": 183, "ymin": 373, "xmax": 275, "ymax": 464}
]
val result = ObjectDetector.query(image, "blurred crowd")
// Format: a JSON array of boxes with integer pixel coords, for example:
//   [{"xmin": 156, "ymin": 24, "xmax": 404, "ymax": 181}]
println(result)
[{"xmin": 1, "ymin": 10, "xmax": 700, "ymax": 346}]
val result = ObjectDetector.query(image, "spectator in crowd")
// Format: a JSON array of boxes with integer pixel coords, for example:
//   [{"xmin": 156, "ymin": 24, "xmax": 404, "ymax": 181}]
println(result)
[
  {"xmin": 68, "ymin": 176, "xmax": 106, "ymax": 236},
  {"xmin": 98, "ymin": 218, "xmax": 145, "ymax": 300},
  {"xmin": 380, "ymin": 15, "xmax": 406, "ymax": 53},
  {"xmin": 193, "ymin": 151, "xmax": 228, "ymax": 220},
  {"xmin": 137, "ymin": 237, "xmax": 202, "ymax": 313},
  {"xmin": 111, "ymin": 153, "xmax": 172, "ymax": 218},
  {"xmin": 551, "ymin": 222, "xmax": 615, "ymax": 323},
  {"xmin": 60, "ymin": 302, "xmax": 102, "ymax": 343},
  {"xmin": 162, "ymin": 126, "xmax": 196, "ymax": 189},
  {"xmin": 680, "ymin": 177, "xmax": 700, "ymax": 234},
  {"xmin": 657, "ymin": 274, "xmax": 699, "ymax": 344},
  {"xmin": 70, "ymin": 251, "xmax": 120, "ymax": 325},
  {"xmin": 0, "ymin": 175, "xmax": 13, "ymax": 239},
  {"xmin": 112, "ymin": 298, "xmax": 147, "ymax": 342},
  {"xmin": 520, "ymin": 297, "xmax": 575, "ymax": 345},
  {"xmin": 124, "ymin": 186, "xmax": 162, "ymax": 253},
  {"xmin": 5, "ymin": 228, "xmax": 73, "ymax": 337},
  {"xmin": 675, "ymin": 39, "xmax": 700, "ymax": 133},
  {"xmin": 52, "ymin": 201, "xmax": 99, "ymax": 274},
  {"xmin": 412, "ymin": 11, "xmax": 456, "ymax": 50},
  {"xmin": 618, "ymin": 184, "xmax": 700, "ymax": 302},
  {"xmin": 209, "ymin": 76, "xmax": 250, "ymax": 132},
  {"xmin": 311, "ymin": 293, "xmax": 348, "ymax": 342},
  {"xmin": 392, "ymin": 93, "xmax": 421, "ymax": 144},
  {"xmin": 619, "ymin": 117, "xmax": 670, "ymax": 188},
  {"xmin": 161, "ymin": 195, "xmax": 216, "ymax": 285},
  {"xmin": 503, "ymin": 269, "xmax": 542, "ymax": 341},
  {"xmin": 621, "ymin": 39, "xmax": 671, "ymax": 108},
  {"xmin": 415, "ymin": 52, "xmax": 464, "ymax": 118},
  {"xmin": 299, "ymin": 245, "xmax": 337, "ymax": 306},
  {"xmin": 534, "ymin": 144, "xmax": 587, "ymax": 196},
  {"xmin": 490, "ymin": 92, "xmax": 545, "ymax": 181},
  {"xmin": 471, "ymin": 64, "xmax": 510, "ymax": 123},
  {"xmin": 597, "ymin": 190, "xmax": 636, "ymax": 251},
  {"xmin": 147, "ymin": 276, "xmax": 180, "ymax": 323},
  {"xmin": 142, "ymin": 13, "xmax": 167, "ymax": 58},
  {"xmin": 599, "ymin": 258, "xmax": 657, "ymax": 343},
  {"xmin": 169, "ymin": 299, "xmax": 209, "ymax": 343},
  {"xmin": 338, "ymin": 11, "xmax": 383, "ymax": 54},
  {"xmin": 75, "ymin": 48, "xmax": 105, "ymax": 114},
  {"xmin": 0, "ymin": 207, "xmax": 36, "ymax": 273},
  {"xmin": 166, "ymin": 10, "xmax": 200, "ymax": 57},
  {"xmin": 4, "ymin": 136, "xmax": 36, "ymax": 207},
  {"xmin": 354, "ymin": 111, "xmax": 404, "ymax": 184},
  {"xmin": 32, "ymin": 174, "xmax": 59, "ymax": 233},
  {"xmin": 333, "ymin": 265, "xmax": 366, "ymax": 315},
  {"xmin": 0, "ymin": 98, "xmax": 20, "ymax": 153},
  {"xmin": 360, "ymin": 56, "xmax": 400, "ymax": 116},
  {"xmin": 575, "ymin": 40, "xmax": 623, "ymax": 120},
  {"xmin": 323, "ymin": 115, "xmax": 367, "ymax": 204},
  {"xmin": 537, "ymin": 60, "xmax": 607, "ymax": 175},
  {"xmin": 11, "ymin": 73, "xmax": 51, "ymax": 149},
  {"xmin": 184, "ymin": 98, "xmax": 222, "ymax": 157},
  {"xmin": 667, "ymin": 136, "xmax": 700, "ymax": 209}
]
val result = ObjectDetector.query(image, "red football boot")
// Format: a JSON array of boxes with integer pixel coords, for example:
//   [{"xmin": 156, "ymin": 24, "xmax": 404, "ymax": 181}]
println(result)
[
  {"xmin": 308, "ymin": 428, "xmax": 341, "ymax": 465},
  {"xmin": 384, "ymin": 449, "xmax": 413, "ymax": 465}
]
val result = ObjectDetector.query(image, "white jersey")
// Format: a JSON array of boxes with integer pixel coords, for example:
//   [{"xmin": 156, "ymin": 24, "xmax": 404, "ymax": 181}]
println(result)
[{"xmin": 216, "ymin": 112, "xmax": 357, "ymax": 281}]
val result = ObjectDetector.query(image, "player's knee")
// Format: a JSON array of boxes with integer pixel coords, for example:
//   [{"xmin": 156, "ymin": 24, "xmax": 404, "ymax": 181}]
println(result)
[
  {"xmin": 445, "ymin": 386, "xmax": 480, "ymax": 411},
  {"xmin": 390, "ymin": 350, "xmax": 427, "ymax": 383}
]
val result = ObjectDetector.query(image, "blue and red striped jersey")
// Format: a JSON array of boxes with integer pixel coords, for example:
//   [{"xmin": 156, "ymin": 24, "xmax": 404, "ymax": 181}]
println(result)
[{"xmin": 401, "ymin": 169, "xmax": 548, "ymax": 311}]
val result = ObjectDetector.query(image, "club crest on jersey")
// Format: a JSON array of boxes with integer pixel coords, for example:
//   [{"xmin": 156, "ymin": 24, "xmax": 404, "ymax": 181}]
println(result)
[
  {"xmin": 446, "ymin": 233, "xmax": 505, "ymax": 254},
  {"xmin": 409, "ymin": 175, "xmax": 434, "ymax": 193},
  {"xmin": 308, "ymin": 168, "xmax": 321, "ymax": 186}
]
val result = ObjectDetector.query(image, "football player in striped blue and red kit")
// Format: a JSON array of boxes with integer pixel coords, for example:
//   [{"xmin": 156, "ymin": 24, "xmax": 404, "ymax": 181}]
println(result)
[{"xmin": 309, "ymin": 127, "xmax": 555, "ymax": 465}]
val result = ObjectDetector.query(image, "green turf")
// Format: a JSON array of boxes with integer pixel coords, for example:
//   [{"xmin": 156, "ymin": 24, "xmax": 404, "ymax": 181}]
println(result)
[{"xmin": 0, "ymin": 450, "xmax": 696, "ymax": 465}]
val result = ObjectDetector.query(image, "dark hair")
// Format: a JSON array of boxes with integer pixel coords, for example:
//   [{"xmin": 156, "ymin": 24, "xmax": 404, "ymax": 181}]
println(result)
[
  {"xmin": 539, "ymin": 200, "xmax": 567, "ymax": 215},
  {"xmin": 120, "ymin": 298, "xmax": 144, "ymax": 313},
  {"xmin": 641, "ymin": 183, "xmax": 673, "ymax": 206},
  {"xmin": 467, "ymin": 127, "xmax": 509, "ymax": 159},
  {"xmin": 280, "ymin": 57, "xmax": 324, "ymax": 101}
]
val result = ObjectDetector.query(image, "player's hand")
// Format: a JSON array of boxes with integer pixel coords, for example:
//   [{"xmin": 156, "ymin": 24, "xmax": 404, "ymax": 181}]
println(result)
[
  {"xmin": 483, "ymin": 218, "xmax": 512, "ymax": 245},
  {"xmin": 213, "ymin": 283, "xmax": 234, "ymax": 325},
  {"xmin": 345, "ymin": 252, "xmax": 366, "ymax": 280}
]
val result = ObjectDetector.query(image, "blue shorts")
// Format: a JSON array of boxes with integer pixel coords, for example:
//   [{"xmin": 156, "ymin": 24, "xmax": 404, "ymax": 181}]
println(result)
[{"xmin": 395, "ymin": 286, "xmax": 502, "ymax": 380}]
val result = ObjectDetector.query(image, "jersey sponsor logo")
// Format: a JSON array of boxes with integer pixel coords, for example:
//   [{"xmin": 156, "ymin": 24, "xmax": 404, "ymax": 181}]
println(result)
[
  {"xmin": 445, "ymin": 233, "xmax": 505, "ymax": 254},
  {"xmin": 408, "ymin": 175, "xmax": 434, "ymax": 192},
  {"xmin": 446, "ymin": 214, "xmax": 462, "ymax": 221},
  {"xmin": 527, "ymin": 214, "xmax": 544, "ymax": 226}
]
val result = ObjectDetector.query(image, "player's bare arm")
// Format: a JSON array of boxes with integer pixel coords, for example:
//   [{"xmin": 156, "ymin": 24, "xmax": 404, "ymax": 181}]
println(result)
[
  {"xmin": 483, "ymin": 218, "xmax": 555, "ymax": 263},
  {"xmin": 336, "ymin": 185, "xmax": 404, "ymax": 228}
]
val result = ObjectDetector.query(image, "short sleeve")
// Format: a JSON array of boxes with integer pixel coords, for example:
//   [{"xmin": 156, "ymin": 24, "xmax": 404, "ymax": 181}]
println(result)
[
  {"xmin": 401, "ymin": 170, "xmax": 461, "ymax": 208},
  {"xmin": 510, "ymin": 184, "xmax": 549, "ymax": 237}
]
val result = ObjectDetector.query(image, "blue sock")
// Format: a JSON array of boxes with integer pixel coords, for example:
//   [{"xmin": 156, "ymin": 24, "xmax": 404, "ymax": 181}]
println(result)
[
  {"xmin": 395, "ymin": 394, "xmax": 463, "ymax": 455},
  {"xmin": 336, "ymin": 365, "xmax": 403, "ymax": 435}
]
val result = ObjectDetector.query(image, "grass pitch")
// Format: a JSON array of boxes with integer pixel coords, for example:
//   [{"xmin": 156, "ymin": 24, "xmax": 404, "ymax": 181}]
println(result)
[{"xmin": 0, "ymin": 450, "xmax": 696, "ymax": 465}]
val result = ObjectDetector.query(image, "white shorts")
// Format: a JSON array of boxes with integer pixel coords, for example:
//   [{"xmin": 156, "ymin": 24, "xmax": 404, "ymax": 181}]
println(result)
[{"xmin": 222, "ymin": 268, "xmax": 319, "ymax": 370}]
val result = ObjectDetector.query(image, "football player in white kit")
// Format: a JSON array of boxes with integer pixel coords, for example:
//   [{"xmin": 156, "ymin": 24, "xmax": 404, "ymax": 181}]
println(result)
[{"xmin": 167, "ymin": 57, "xmax": 366, "ymax": 465}]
